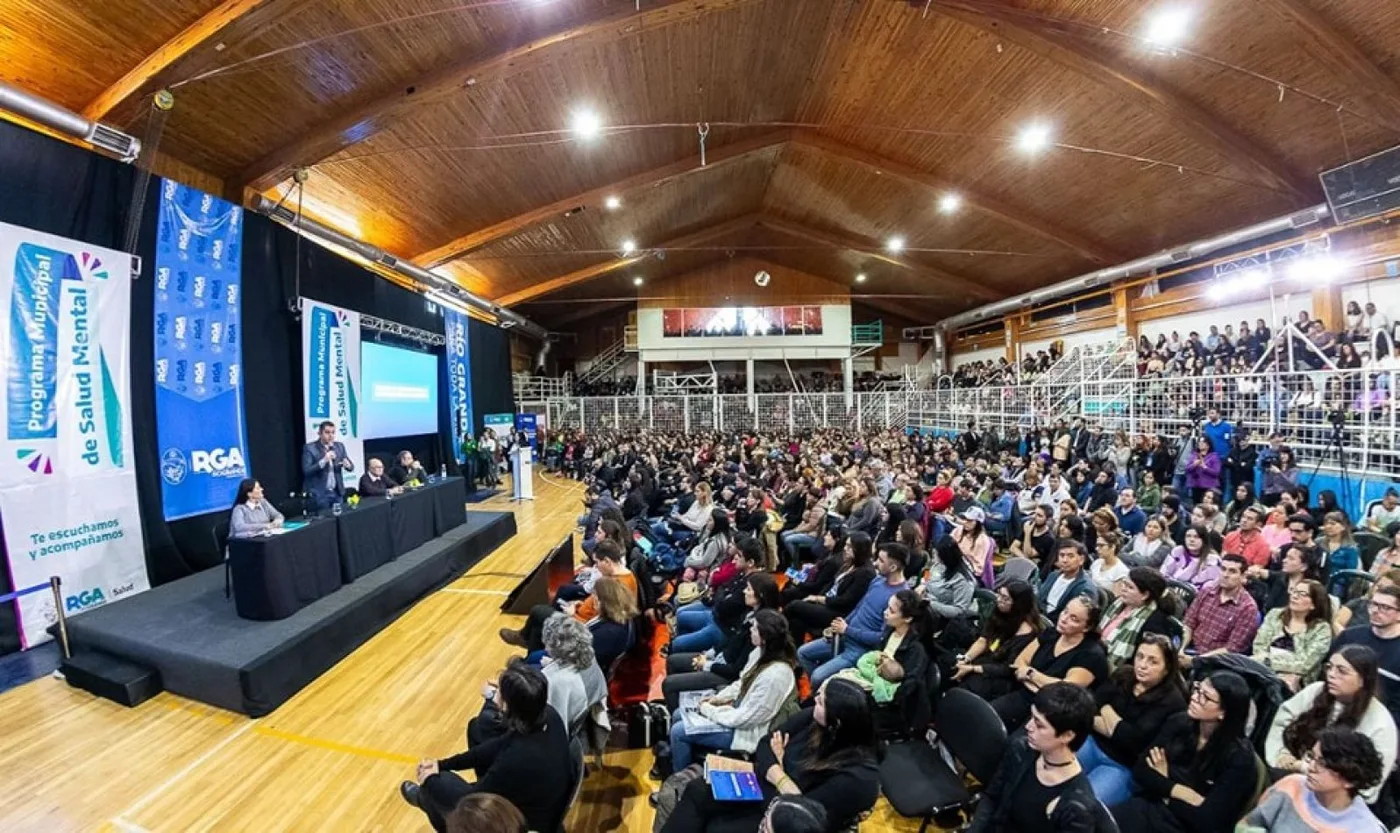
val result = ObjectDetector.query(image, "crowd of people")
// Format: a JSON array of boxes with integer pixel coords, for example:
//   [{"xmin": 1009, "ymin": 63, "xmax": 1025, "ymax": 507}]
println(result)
[
  {"xmin": 404, "ymin": 413, "xmax": 1400, "ymax": 832},
  {"xmin": 571, "ymin": 370, "xmax": 909, "ymax": 398}
]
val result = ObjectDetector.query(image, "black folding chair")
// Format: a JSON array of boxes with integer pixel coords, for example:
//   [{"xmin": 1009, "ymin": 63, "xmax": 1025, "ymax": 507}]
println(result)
[
  {"xmin": 213, "ymin": 520, "xmax": 232, "ymax": 599},
  {"xmin": 880, "ymin": 688, "xmax": 1008, "ymax": 833}
]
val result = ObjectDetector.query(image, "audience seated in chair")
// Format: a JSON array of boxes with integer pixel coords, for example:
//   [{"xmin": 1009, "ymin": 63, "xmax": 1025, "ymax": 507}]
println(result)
[
  {"xmin": 954, "ymin": 579, "xmax": 1045, "ymax": 703},
  {"xmin": 781, "ymin": 530, "xmax": 874, "ymax": 641},
  {"xmin": 1110, "ymin": 670, "xmax": 1258, "ymax": 830},
  {"xmin": 796, "ymin": 542, "xmax": 910, "ymax": 688},
  {"xmin": 1077, "ymin": 634, "xmax": 1189, "ymax": 806},
  {"xmin": 1243, "ymin": 725, "xmax": 1388, "ymax": 832},
  {"xmin": 966, "ymin": 682, "xmax": 1118, "ymax": 833},
  {"xmin": 401, "ymin": 660, "xmax": 574, "ymax": 833},
  {"xmin": 660, "ymin": 679, "xmax": 880, "ymax": 833},
  {"xmin": 1251, "ymin": 579, "xmax": 1333, "ymax": 693},
  {"xmin": 989, "ymin": 594, "xmax": 1109, "ymax": 732}
]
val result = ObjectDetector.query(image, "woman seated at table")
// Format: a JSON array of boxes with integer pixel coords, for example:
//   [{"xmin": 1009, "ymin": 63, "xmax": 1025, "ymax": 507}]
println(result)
[
  {"xmin": 401, "ymin": 660, "xmax": 572, "ymax": 833},
  {"xmin": 661, "ymin": 609, "xmax": 797, "ymax": 776},
  {"xmin": 1264, "ymin": 644, "xmax": 1397, "ymax": 799},
  {"xmin": 953, "ymin": 579, "xmax": 1043, "ymax": 702},
  {"xmin": 1076, "ymin": 634, "xmax": 1188, "ymax": 806},
  {"xmin": 1251, "ymin": 579, "xmax": 1333, "ymax": 692},
  {"xmin": 990, "ymin": 594, "xmax": 1109, "ymax": 731},
  {"xmin": 230, "ymin": 479, "xmax": 284, "ymax": 538},
  {"xmin": 1110, "ymin": 671, "xmax": 1257, "ymax": 833},
  {"xmin": 660, "ymin": 679, "xmax": 880, "ymax": 833}
]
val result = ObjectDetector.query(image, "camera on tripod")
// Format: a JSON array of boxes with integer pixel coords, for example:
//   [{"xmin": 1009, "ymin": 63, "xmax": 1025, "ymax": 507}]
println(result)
[{"xmin": 1187, "ymin": 404, "xmax": 1207, "ymax": 424}]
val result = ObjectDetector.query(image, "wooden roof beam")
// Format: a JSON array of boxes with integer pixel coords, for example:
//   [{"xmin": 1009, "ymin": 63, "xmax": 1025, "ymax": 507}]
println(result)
[
  {"xmin": 239, "ymin": 0, "xmax": 762, "ymax": 194},
  {"xmin": 1260, "ymin": 0, "xmax": 1400, "ymax": 132},
  {"xmin": 755, "ymin": 215, "xmax": 1005, "ymax": 303},
  {"xmin": 412, "ymin": 129, "xmax": 790, "ymax": 269},
  {"xmin": 934, "ymin": 1, "xmax": 1317, "ymax": 201},
  {"xmin": 492, "ymin": 213, "xmax": 761, "ymax": 308},
  {"xmin": 789, "ymin": 131, "xmax": 1124, "ymax": 265},
  {"xmin": 80, "ymin": 0, "xmax": 308, "ymax": 122}
]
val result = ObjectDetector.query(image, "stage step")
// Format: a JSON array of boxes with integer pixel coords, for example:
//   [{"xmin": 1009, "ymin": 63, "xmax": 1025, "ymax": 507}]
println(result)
[{"xmin": 61, "ymin": 649, "xmax": 162, "ymax": 707}]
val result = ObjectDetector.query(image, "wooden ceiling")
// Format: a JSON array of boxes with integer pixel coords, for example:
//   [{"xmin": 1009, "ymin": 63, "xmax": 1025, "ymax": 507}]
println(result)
[{"xmin": 7, "ymin": 0, "xmax": 1400, "ymax": 330}]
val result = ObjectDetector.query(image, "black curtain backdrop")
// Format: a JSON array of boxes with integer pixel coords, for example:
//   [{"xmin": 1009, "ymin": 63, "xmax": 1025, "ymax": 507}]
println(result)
[{"xmin": 0, "ymin": 121, "xmax": 515, "ymax": 655}]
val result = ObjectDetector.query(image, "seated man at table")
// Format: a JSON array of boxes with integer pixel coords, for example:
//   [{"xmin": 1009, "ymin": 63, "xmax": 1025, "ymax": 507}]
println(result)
[
  {"xmin": 359, "ymin": 458, "xmax": 403, "ymax": 498},
  {"xmin": 301, "ymin": 420, "xmax": 355, "ymax": 511},
  {"xmin": 390, "ymin": 450, "xmax": 429, "ymax": 487}
]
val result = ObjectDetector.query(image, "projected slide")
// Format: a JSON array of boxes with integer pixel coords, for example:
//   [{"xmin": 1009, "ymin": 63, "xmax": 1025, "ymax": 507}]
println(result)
[{"xmin": 361, "ymin": 342, "xmax": 440, "ymax": 438}]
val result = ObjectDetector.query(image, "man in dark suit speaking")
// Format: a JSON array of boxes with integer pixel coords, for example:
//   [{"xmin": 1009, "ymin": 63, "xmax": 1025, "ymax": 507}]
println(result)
[{"xmin": 302, "ymin": 420, "xmax": 355, "ymax": 511}]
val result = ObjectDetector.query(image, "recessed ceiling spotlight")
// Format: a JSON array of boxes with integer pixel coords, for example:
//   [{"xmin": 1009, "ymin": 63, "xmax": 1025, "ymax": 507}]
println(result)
[
  {"xmin": 632, "ymin": 276, "xmax": 644, "ymax": 286},
  {"xmin": 938, "ymin": 193, "xmax": 963, "ymax": 214},
  {"xmin": 604, "ymin": 195, "xmax": 622, "ymax": 211},
  {"xmin": 855, "ymin": 273, "xmax": 867, "ymax": 283},
  {"xmin": 886, "ymin": 236, "xmax": 905, "ymax": 254},
  {"xmin": 621, "ymin": 239, "xmax": 637, "ymax": 255},
  {"xmin": 1016, "ymin": 122, "xmax": 1053, "ymax": 155},
  {"xmin": 571, "ymin": 108, "xmax": 603, "ymax": 141},
  {"xmin": 1143, "ymin": 6, "xmax": 1193, "ymax": 48}
]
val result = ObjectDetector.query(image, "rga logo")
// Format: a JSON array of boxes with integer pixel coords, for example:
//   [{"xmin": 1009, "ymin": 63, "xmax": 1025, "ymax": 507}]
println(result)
[
  {"xmin": 210, "ymin": 321, "xmax": 223, "ymax": 345},
  {"xmin": 174, "ymin": 315, "xmax": 187, "ymax": 341},
  {"xmin": 193, "ymin": 274, "xmax": 207, "ymax": 302},
  {"xmin": 156, "ymin": 266, "xmax": 171, "ymax": 292},
  {"xmin": 193, "ymin": 447, "xmax": 246, "ymax": 477},
  {"xmin": 226, "ymin": 284, "xmax": 239, "ymax": 305},
  {"xmin": 66, "ymin": 588, "xmax": 106, "ymax": 613},
  {"xmin": 161, "ymin": 448, "xmax": 189, "ymax": 484},
  {"xmin": 156, "ymin": 358, "xmax": 169, "ymax": 384}
]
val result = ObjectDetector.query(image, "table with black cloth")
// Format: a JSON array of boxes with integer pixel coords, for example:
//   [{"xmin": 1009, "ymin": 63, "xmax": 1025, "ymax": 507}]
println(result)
[
  {"xmin": 228, "ymin": 518, "xmax": 343, "ymax": 620},
  {"xmin": 335, "ymin": 496, "xmax": 395, "ymax": 581},
  {"xmin": 431, "ymin": 476, "xmax": 468, "ymax": 534},
  {"xmin": 390, "ymin": 482, "xmax": 438, "ymax": 555}
]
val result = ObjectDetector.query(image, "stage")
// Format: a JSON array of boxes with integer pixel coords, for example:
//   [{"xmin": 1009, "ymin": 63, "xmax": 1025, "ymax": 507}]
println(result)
[{"xmin": 62, "ymin": 511, "xmax": 517, "ymax": 716}]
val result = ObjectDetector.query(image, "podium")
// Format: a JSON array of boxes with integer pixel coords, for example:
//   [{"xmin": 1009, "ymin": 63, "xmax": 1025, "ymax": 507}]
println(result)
[{"xmin": 511, "ymin": 446, "xmax": 534, "ymax": 501}]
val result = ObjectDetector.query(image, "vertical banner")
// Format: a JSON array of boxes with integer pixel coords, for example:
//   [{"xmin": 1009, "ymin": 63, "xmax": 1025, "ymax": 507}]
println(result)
[
  {"xmin": 301, "ymin": 297, "xmax": 363, "ymax": 467},
  {"xmin": 154, "ymin": 179, "xmax": 249, "ymax": 520},
  {"xmin": 0, "ymin": 222, "xmax": 149, "ymax": 648},
  {"xmin": 443, "ymin": 308, "xmax": 473, "ymax": 464}
]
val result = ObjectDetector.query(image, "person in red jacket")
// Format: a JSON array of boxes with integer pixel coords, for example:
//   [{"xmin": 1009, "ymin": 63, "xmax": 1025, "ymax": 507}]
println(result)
[{"xmin": 925, "ymin": 469, "xmax": 955, "ymax": 516}]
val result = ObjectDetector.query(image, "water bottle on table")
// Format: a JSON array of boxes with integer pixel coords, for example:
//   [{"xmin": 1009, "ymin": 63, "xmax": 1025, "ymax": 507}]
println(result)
[{"xmin": 439, "ymin": 464, "xmax": 446, "ymax": 481}]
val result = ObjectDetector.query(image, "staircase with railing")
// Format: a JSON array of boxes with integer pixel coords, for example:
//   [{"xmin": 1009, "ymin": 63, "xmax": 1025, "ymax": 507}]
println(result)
[
  {"xmin": 576, "ymin": 337, "xmax": 631, "ymax": 388},
  {"xmin": 851, "ymin": 320, "xmax": 884, "ymax": 359},
  {"xmin": 513, "ymin": 372, "xmax": 572, "ymax": 403}
]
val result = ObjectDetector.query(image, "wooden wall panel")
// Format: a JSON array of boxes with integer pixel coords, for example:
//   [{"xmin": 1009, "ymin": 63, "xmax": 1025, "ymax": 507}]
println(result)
[{"xmin": 635, "ymin": 257, "xmax": 850, "ymax": 309}]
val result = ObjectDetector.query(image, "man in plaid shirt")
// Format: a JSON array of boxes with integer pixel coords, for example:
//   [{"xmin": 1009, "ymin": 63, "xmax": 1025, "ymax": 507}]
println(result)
[{"xmin": 1180, "ymin": 554, "xmax": 1259, "ymax": 666}]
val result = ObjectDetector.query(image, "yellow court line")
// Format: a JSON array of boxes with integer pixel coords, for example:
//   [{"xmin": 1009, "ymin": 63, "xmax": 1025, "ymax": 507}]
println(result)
[{"xmin": 253, "ymin": 725, "xmax": 418, "ymax": 765}]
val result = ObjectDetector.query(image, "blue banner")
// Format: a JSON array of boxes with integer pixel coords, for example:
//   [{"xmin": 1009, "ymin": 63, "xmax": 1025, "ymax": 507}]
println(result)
[
  {"xmin": 154, "ymin": 180, "xmax": 249, "ymax": 520},
  {"xmin": 443, "ymin": 309, "xmax": 473, "ymax": 463}
]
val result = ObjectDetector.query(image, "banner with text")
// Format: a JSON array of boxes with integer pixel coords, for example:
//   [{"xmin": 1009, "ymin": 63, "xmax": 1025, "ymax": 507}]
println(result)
[
  {"xmin": 443, "ymin": 309, "xmax": 473, "ymax": 464},
  {"xmin": 301, "ymin": 297, "xmax": 363, "ymax": 467},
  {"xmin": 154, "ymin": 179, "xmax": 249, "ymax": 520},
  {"xmin": 0, "ymin": 222, "xmax": 149, "ymax": 647}
]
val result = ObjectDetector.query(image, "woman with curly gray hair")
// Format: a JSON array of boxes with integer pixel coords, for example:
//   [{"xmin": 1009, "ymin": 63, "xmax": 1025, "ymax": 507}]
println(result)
[{"xmin": 541, "ymin": 613, "xmax": 608, "ymax": 734}]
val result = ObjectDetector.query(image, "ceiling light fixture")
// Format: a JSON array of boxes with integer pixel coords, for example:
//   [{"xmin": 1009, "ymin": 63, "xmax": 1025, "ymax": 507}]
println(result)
[
  {"xmin": 938, "ymin": 193, "xmax": 963, "ymax": 214},
  {"xmin": 632, "ymin": 276, "xmax": 644, "ymax": 286},
  {"xmin": 886, "ymin": 236, "xmax": 905, "ymax": 254},
  {"xmin": 1143, "ymin": 6, "xmax": 1193, "ymax": 49},
  {"xmin": 1016, "ymin": 122, "xmax": 1053, "ymax": 155},
  {"xmin": 604, "ymin": 195, "xmax": 622, "ymax": 211},
  {"xmin": 855, "ymin": 273, "xmax": 867, "ymax": 283},
  {"xmin": 571, "ymin": 108, "xmax": 603, "ymax": 141},
  {"xmin": 621, "ymin": 239, "xmax": 637, "ymax": 255}
]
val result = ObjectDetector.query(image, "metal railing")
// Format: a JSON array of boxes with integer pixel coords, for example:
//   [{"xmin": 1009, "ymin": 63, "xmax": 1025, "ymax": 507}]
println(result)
[
  {"xmin": 543, "ymin": 363, "xmax": 1400, "ymax": 479},
  {"xmin": 513, "ymin": 372, "xmax": 572, "ymax": 401}
]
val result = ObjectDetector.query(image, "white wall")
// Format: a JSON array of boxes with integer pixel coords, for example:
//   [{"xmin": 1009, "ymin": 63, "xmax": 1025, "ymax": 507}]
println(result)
[
  {"xmin": 1137, "ymin": 294, "xmax": 1313, "ymax": 345},
  {"xmin": 1017, "ymin": 327, "xmax": 1116, "ymax": 361},
  {"xmin": 1342, "ymin": 277, "xmax": 1400, "ymax": 319}
]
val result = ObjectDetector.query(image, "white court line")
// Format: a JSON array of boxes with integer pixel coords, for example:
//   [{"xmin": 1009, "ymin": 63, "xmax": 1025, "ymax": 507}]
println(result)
[
  {"xmin": 115, "ymin": 720, "xmax": 255, "ymax": 822},
  {"xmin": 111, "ymin": 817, "xmax": 154, "ymax": 833},
  {"xmin": 439, "ymin": 588, "xmax": 510, "ymax": 596}
]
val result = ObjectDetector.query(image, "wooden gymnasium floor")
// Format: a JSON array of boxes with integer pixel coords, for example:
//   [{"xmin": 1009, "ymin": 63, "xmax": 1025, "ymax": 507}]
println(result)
[{"xmin": 0, "ymin": 472, "xmax": 924, "ymax": 833}]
